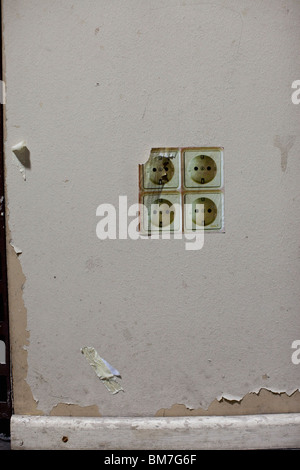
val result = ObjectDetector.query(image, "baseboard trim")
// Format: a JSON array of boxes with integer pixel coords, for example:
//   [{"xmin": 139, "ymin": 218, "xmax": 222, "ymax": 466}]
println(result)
[{"xmin": 11, "ymin": 413, "xmax": 300, "ymax": 450}]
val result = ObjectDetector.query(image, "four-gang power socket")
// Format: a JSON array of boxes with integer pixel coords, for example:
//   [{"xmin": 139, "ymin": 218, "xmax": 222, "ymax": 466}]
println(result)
[{"xmin": 139, "ymin": 147, "xmax": 224, "ymax": 234}]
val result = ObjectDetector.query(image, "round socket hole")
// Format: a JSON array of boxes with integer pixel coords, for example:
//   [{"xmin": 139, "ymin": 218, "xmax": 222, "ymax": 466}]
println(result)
[
  {"xmin": 150, "ymin": 198, "xmax": 175, "ymax": 227},
  {"xmin": 192, "ymin": 197, "xmax": 217, "ymax": 226},
  {"xmin": 188, "ymin": 155, "xmax": 217, "ymax": 184},
  {"xmin": 147, "ymin": 156, "xmax": 175, "ymax": 185}
]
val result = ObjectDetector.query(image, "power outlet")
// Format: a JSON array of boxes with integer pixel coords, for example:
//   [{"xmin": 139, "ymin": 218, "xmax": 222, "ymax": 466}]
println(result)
[
  {"xmin": 141, "ymin": 149, "xmax": 180, "ymax": 190},
  {"xmin": 183, "ymin": 148, "xmax": 223, "ymax": 189},
  {"xmin": 141, "ymin": 193, "xmax": 181, "ymax": 233},
  {"xmin": 139, "ymin": 147, "xmax": 224, "ymax": 234},
  {"xmin": 184, "ymin": 192, "xmax": 224, "ymax": 231}
]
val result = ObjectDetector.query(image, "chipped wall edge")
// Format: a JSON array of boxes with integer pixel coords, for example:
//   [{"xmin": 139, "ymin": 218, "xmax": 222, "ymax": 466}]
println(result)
[
  {"xmin": 155, "ymin": 388, "xmax": 300, "ymax": 417},
  {"xmin": 5, "ymin": 217, "xmax": 43, "ymax": 416}
]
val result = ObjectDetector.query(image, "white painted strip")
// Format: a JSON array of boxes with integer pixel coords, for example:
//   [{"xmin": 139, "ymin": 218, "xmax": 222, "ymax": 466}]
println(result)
[{"xmin": 11, "ymin": 414, "xmax": 300, "ymax": 450}]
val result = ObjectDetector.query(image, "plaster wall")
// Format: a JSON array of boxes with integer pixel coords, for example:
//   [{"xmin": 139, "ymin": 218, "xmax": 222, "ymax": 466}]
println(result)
[{"xmin": 2, "ymin": 0, "xmax": 300, "ymax": 417}]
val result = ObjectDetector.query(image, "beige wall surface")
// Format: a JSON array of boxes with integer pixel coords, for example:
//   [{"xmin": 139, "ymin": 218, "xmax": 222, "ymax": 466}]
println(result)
[{"xmin": 2, "ymin": 0, "xmax": 300, "ymax": 417}]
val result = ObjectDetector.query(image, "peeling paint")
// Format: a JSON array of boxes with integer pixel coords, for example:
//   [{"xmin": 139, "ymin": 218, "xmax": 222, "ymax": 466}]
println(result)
[
  {"xmin": 19, "ymin": 167, "xmax": 26, "ymax": 181},
  {"xmin": 11, "ymin": 140, "xmax": 27, "ymax": 153},
  {"xmin": 9, "ymin": 240, "xmax": 22, "ymax": 256},
  {"xmin": 81, "ymin": 346, "xmax": 124, "ymax": 394},
  {"xmin": 50, "ymin": 403, "xmax": 101, "ymax": 417},
  {"xmin": 216, "ymin": 387, "xmax": 300, "ymax": 403},
  {"xmin": 155, "ymin": 389, "xmax": 300, "ymax": 417},
  {"xmin": 5, "ymin": 218, "xmax": 43, "ymax": 415},
  {"xmin": 11, "ymin": 140, "xmax": 30, "ymax": 180}
]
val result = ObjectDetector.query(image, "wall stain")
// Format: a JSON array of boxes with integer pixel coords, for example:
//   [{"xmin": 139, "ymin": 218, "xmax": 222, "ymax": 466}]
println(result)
[{"xmin": 274, "ymin": 135, "xmax": 296, "ymax": 172}]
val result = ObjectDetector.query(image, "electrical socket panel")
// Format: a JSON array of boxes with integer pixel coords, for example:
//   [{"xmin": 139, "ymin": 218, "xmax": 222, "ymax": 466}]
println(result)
[{"xmin": 139, "ymin": 147, "xmax": 224, "ymax": 234}]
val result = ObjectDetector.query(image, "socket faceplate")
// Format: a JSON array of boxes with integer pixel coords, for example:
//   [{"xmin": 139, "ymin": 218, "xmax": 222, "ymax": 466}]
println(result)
[
  {"xmin": 142, "ymin": 149, "xmax": 180, "ymax": 190},
  {"xmin": 142, "ymin": 193, "xmax": 181, "ymax": 233},
  {"xmin": 139, "ymin": 147, "xmax": 224, "ymax": 233},
  {"xmin": 183, "ymin": 148, "xmax": 223, "ymax": 189},
  {"xmin": 184, "ymin": 193, "xmax": 224, "ymax": 231}
]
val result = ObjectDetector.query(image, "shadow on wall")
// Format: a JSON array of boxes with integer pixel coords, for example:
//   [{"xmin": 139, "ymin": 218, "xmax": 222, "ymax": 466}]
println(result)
[{"xmin": 0, "ymin": 419, "xmax": 10, "ymax": 450}]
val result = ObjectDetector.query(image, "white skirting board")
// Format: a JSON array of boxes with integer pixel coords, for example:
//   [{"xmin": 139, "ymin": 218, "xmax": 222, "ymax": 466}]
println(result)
[{"xmin": 11, "ymin": 413, "xmax": 300, "ymax": 450}]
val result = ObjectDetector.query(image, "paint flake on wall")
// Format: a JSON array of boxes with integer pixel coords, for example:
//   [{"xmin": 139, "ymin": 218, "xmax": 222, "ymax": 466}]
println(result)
[{"xmin": 81, "ymin": 346, "xmax": 124, "ymax": 395}]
